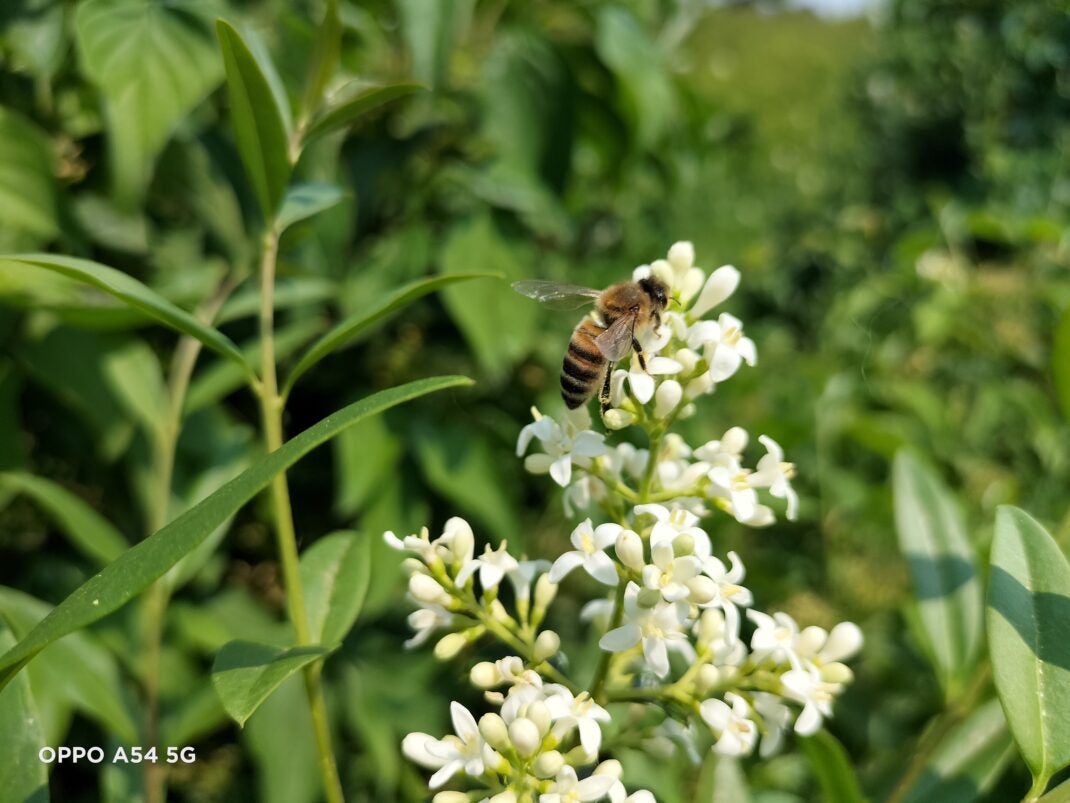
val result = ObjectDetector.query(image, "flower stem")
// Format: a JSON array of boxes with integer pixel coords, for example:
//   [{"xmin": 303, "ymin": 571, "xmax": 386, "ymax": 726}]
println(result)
[
  {"xmin": 590, "ymin": 579, "xmax": 628, "ymax": 702},
  {"xmin": 256, "ymin": 229, "xmax": 345, "ymax": 803}
]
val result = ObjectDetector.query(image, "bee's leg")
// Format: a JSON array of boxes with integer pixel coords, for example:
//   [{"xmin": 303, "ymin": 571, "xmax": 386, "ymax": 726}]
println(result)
[
  {"xmin": 600, "ymin": 363, "xmax": 614, "ymax": 415},
  {"xmin": 632, "ymin": 338, "xmax": 648, "ymax": 373}
]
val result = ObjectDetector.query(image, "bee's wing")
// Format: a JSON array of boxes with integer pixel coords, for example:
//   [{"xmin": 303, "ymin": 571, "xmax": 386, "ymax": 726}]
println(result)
[
  {"xmin": 594, "ymin": 312, "xmax": 637, "ymax": 362},
  {"xmin": 512, "ymin": 280, "xmax": 601, "ymax": 310}
]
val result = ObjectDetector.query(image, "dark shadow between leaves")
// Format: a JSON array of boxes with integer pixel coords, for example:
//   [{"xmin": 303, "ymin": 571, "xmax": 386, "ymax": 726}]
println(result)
[
  {"xmin": 989, "ymin": 567, "xmax": 1070, "ymax": 671},
  {"xmin": 906, "ymin": 553, "xmax": 976, "ymax": 600}
]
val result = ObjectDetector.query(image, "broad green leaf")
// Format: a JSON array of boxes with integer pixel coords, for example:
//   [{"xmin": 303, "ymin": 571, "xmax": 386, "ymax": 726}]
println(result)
[
  {"xmin": 0, "ymin": 587, "xmax": 138, "ymax": 742},
  {"xmin": 103, "ymin": 338, "xmax": 168, "ymax": 442},
  {"xmin": 75, "ymin": 0, "xmax": 222, "ymax": 204},
  {"xmin": 303, "ymin": 81, "xmax": 424, "ymax": 144},
  {"xmin": 0, "ymin": 375, "xmax": 471, "ymax": 689},
  {"xmin": 244, "ymin": 675, "xmax": 320, "ymax": 803},
  {"xmin": 1039, "ymin": 777, "xmax": 1070, "ymax": 803},
  {"xmin": 799, "ymin": 730, "xmax": 867, "ymax": 803},
  {"xmin": 1054, "ymin": 307, "xmax": 1070, "ymax": 423},
  {"xmin": 299, "ymin": 531, "xmax": 371, "ymax": 645},
  {"xmin": 0, "ymin": 623, "xmax": 48, "ymax": 803},
  {"xmin": 0, "ymin": 106, "xmax": 58, "ymax": 239},
  {"xmin": 216, "ymin": 19, "xmax": 292, "ymax": 218},
  {"xmin": 276, "ymin": 183, "xmax": 347, "ymax": 234},
  {"xmin": 396, "ymin": 0, "xmax": 472, "ymax": 89},
  {"xmin": 185, "ymin": 318, "xmax": 323, "ymax": 415},
  {"xmin": 282, "ymin": 272, "xmax": 495, "ymax": 397},
  {"xmin": 0, "ymin": 255, "xmax": 253, "ymax": 378},
  {"xmin": 900, "ymin": 698, "xmax": 1015, "ymax": 803},
  {"xmin": 987, "ymin": 506, "xmax": 1070, "ymax": 789},
  {"xmin": 333, "ymin": 416, "xmax": 401, "ymax": 518},
  {"xmin": 298, "ymin": 0, "xmax": 341, "ymax": 121},
  {"xmin": 212, "ymin": 640, "xmax": 332, "ymax": 727},
  {"xmin": 893, "ymin": 450, "xmax": 982, "ymax": 694},
  {"xmin": 0, "ymin": 472, "xmax": 127, "ymax": 566}
]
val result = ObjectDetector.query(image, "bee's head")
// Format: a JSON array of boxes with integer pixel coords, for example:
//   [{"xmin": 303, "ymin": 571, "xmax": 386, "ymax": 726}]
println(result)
[{"xmin": 639, "ymin": 277, "xmax": 669, "ymax": 309}]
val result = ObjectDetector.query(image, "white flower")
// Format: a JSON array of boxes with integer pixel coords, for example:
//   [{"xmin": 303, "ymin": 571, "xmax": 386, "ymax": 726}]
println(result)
[
  {"xmin": 508, "ymin": 560, "xmax": 552, "ymax": 604},
  {"xmin": 699, "ymin": 692, "xmax": 758, "ymax": 757},
  {"xmin": 706, "ymin": 459, "xmax": 762, "ymax": 524},
  {"xmin": 752, "ymin": 692, "xmax": 794, "ymax": 758},
  {"xmin": 541, "ymin": 765, "xmax": 618, "ymax": 803},
  {"xmin": 749, "ymin": 435, "xmax": 799, "ymax": 520},
  {"xmin": 634, "ymin": 503, "xmax": 711, "ymax": 558},
  {"xmin": 614, "ymin": 354, "xmax": 683, "ymax": 406},
  {"xmin": 698, "ymin": 551, "xmax": 753, "ymax": 643},
  {"xmin": 694, "ymin": 427, "xmax": 749, "ymax": 462},
  {"xmin": 544, "ymin": 690, "xmax": 611, "ymax": 755},
  {"xmin": 781, "ymin": 666, "xmax": 837, "ymax": 735},
  {"xmin": 518, "ymin": 407, "xmax": 607, "ymax": 487},
  {"xmin": 550, "ymin": 520, "xmax": 621, "ymax": 586},
  {"xmin": 403, "ymin": 702, "xmax": 493, "ymax": 788},
  {"xmin": 456, "ymin": 542, "xmax": 520, "ymax": 592},
  {"xmin": 599, "ymin": 584, "xmax": 689, "ymax": 678},
  {"xmin": 689, "ymin": 265, "xmax": 741, "ymax": 319},
  {"xmin": 405, "ymin": 604, "xmax": 453, "ymax": 648},
  {"xmin": 385, "ymin": 517, "xmax": 474, "ymax": 566},
  {"xmin": 748, "ymin": 610, "xmax": 802, "ymax": 668},
  {"xmin": 687, "ymin": 313, "xmax": 756, "ymax": 382},
  {"xmin": 641, "ymin": 541, "xmax": 701, "ymax": 603}
]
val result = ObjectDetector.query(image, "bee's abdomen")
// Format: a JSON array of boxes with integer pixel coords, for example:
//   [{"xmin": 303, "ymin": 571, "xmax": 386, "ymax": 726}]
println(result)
[{"xmin": 561, "ymin": 320, "xmax": 605, "ymax": 409}]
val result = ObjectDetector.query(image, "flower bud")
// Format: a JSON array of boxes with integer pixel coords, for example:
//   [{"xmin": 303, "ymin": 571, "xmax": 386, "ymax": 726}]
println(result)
[
  {"xmin": 686, "ymin": 576, "xmax": 718, "ymax": 605},
  {"xmin": 509, "ymin": 717, "xmax": 542, "ymax": 758},
  {"xmin": 678, "ymin": 402, "xmax": 697, "ymax": 419},
  {"xmin": 533, "ymin": 630, "xmax": 561, "ymax": 663},
  {"xmin": 697, "ymin": 608, "xmax": 726, "ymax": 643},
  {"xmin": 690, "ymin": 265, "xmax": 740, "ymax": 318},
  {"xmin": 470, "ymin": 661, "xmax": 501, "ymax": 689},
  {"xmin": 672, "ymin": 533, "xmax": 695, "ymax": 555},
  {"xmin": 533, "ymin": 750, "xmax": 564, "ymax": 778},
  {"xmin": 821, "ymin": 662, "xmax": 854, "ymax": 685},
  {"xmin": 594, "ymin": 758, "xmax": 623, "ymax": 779},
  {"xmin": 409, "ymin": 573, "xmax": 451, "ymax": 607},
  {"xmin": 615, "ymin": 529, "xmax": 645, "ymax": 572},
  {"xmin": 674, "ymin": 347, "xmax": 699, "ymax": 373},
  {"xmin": 479, "ymin": 713, "xmax": 511, "ymax": 752},
  {"xmin": 526, "ymin": 700, "xmax": 552, "ymax": 735},
  {"xmin": 433, "ymin": 793, "xmax": 469, "ymax": 803},
  {"xmin": 534, "ymin": 574, "xmax": 558, "ymax": 614},
  {"xmin": 488, "ymin": 792, "xmax": 518, "ymax": 803},
  {"xmin": 565, "ymin": 743, "xmax": 596, "ymax": 764},
  {"xmin": 637, "ymin": 587, "xmax": 662, "ymax": 609},
  {"xmin": 654, "ymin": 380, "xmax": 683, "ymax": 418},
  {"xmin": 401, "ymin": 557, "xmax": 425, "ymax": 576},
  {"xmin": 444, "ymin": 517, "xmax": 474, "ymax": 565},
  {"xmin": 489, "ymin": 599, "xmax": 513, "ymax": 626},
  {"xmin": 685, "ymin": 372, "xmax": 714, "ymax": 399},
  {"xmin": 433, "ymin": 632, "xmax": 467, "ymax": 661},
  {"xmin": 668, "ymin": 241, "xmax": 694, "ymax": 271},
  {"xmin": 603, "ymin": 409, "xmax": 636, "ymax": 430},
  {"xmin": 696, "ymin": 664, "xmax": 721, "ymax": 694}
]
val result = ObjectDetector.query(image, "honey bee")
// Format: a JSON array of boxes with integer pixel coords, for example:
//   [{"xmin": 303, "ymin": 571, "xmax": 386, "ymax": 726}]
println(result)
[{"xmin": 513, "ymin": 277, "xmax": 669, "ymax": 413}]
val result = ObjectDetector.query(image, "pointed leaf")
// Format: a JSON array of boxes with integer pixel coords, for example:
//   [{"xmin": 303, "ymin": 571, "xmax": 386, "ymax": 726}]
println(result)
[
  {"xmin": 212, "ymin": 640, "xmax": 332, "ymax": 727},
  {"xmin": 987, "ymin": 506, "xmax": 1070, "ymax": 788},
  {"xmin": 0, "ymin": 255, "xmax": 253, "ymax": 378},
  {"xmin": 893, "ymin": 450, "xmax": 982, "ymax": 694},
  {"xmin": 298, "ymin": 0, "xmax": 341, "ymax": 121},
  {"xmin": 299, "ymin": 531, "xmax": 371, "ymax": 645},
  {"xmin": 276, "ymin": 183, "xmax": 347, "ymax": 234},
  {"xmin": 75, "ymin": 0, "xmax": 222, "ymax": 204},
  {"xmin": 303, "ymin": 81, "xmax": 423, "ymax": 144},
  {"xmin": 0, "ymin": 106, "xmax": 58, "ymax": 239},
  {"xmin": 282, "ymin": 273, "xmax": 496, "ymax": 396},
  {"xmin": 799, "ymin": 730, "xmax": 867, "ymax": 803},
  {"xmin": 900, "ymin": 698, "xmax": 1014, "ymax": 803},
  {"xmin": 0, "ymin": 375, "xmax": 472, "ymax": 689},
  {"xmin": 216, "ymin": 19, "xmax": 292, "ymax": 217},
  {"xmin": 0, "ymin": 472, "xmax": 127, "ymax": 566},
  {"xmin": 0, "ymin": 624, "xmax": 48, "ymax": 803}
]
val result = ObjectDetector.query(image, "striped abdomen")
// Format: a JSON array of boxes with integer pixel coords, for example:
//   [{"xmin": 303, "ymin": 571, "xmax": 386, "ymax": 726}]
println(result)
[{"xmin": 561, "ymin": 319, "xmax": 606, "ymax": 409}]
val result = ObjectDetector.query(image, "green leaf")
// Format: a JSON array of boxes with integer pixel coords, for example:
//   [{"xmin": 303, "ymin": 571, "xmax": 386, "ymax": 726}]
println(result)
[
  {"xmin": 0, "ymin": 587, "xmax": 138, "ymax": 742},
  {"xmin": 303, "ymin": 81, "xmax": 424, "ymax": 144},
  {"xmin": 0, "ymin": 255, "xmax": 254, "ymax": 378},
  {"xmin": 160, "ymin": 686, "xmax": 227, "ymax": 747},
  {"xmin": 217, "ymin": 277, "xmax": 336, "ymax": 325},
  {"xmin": 216, "ymin": 19, "xmax": 292, "ymax": 218},
  {"xmin": 103, "ymin": 338, "xmax": 168, "ymax": 442},
  {"xmin": 0, "ymin": 623, "xmax": 48, "ymax": 803},
  {"xmin": 0, "ymin": 375, "xmax": 471, "ymax": 689},
  {"xmin": 333, "ymin": 416, "xmax": 401, "ymax": 518},
  {"xmin": 212, "ymin": 640, "xmax": 332, "ymax": 727},
  {"xmin": 298, "ymin": 0, "xmax": 341, "ymax": 121},
  {"xmin": 799, "ymin": 731, "xmax": 867, "ymax": 803},
  {"xmin": 244, "ymin": 675, "xmax": 320, "ymax": 803},
  {"xmin": 900, "ymin": 698, "xmax": 1015, "ymax": 803},
  {"xmin": 282, "ymin": 272, "xmax": 495, "ymax": 397},
  {"xmin": 276, "ymin": 182, "xmax": 347, "ymax": 234},
  {"xmin": 893, "ymin": 450, "xmax": 982, "ymax": 694},
  {"xmin": 696, "ymin": 751, "xmax": 751, "ymax": 803},
  {"xmin": 75, "ymin": 0, "xmax": 222, "ymax": 204},
  {"xmin": 1054, "ymin": 307, "xmax": 1070, "ymax": 423},
  {"xmin": 987, "ymin": 506, "xmax": 1070, "ymax": 790},
  {"xmin": 0, "ymin": 472, "xmax": 127, "ymax": 566},
  {"xmin": 299, "ymin": 531, "xmax": 371, "ymax": 646},
  {"xmin": 1039, "ymin": 777, "xmax": 1070, "ymax": 803},
  {"xmin": 396, "ymin": 0, "xmax": 471, "ymax": 89},
  {"xmin": 0, "ymin": 106, "xmax": 58, "ymax": 240}
]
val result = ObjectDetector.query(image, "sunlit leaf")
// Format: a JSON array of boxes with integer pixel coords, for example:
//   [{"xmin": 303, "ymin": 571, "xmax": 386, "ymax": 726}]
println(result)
[
  {"xmin": 396, "ymin": 0, "xmax": 471, "ymax": 89},
  {"xmin": 212, "ymin": 640, "xmax": 332, "ymax": 727},
  {"xmin": 298, "ymin": 0, "xmax": 341, "ymax": 122},
  {"xmin": 303, "ymin": 81, "xmax": 423, "ymax": 144},
  {"xmin": 0, "ymin": 375, "xmax": 472, "ymax": 689},
  {"xmin": 216, "ymin": 19, "xmax": 292, "ymax": 218},
  {"xmin": 0, "ymin": 106, "xmax": 58, "ymax": 240},
  {"xmin": 283, "ymin": 272, "xmax": 494, "ymax": 397},
  {"xmin": 299, "ymin": 531, "xmax": 371, "ymax": 646},
  {"xmin": 0, "ymin": 623, "xmax": 48, "ymax": 803},
  {"xmin": 0, "ymin": 472, "xmax": 127, "ymax": 566},
  {"xmin": 799, "ymin": 730, "xmax": 867, "ymax": 803},
  {"xmin": 987, "ymin": 506, "xmax": 1070, "ymax": 791},
  {"xmin": 75, "ymin": 0, "xmax": 222, "ymax": 204},
  {"xmin": 893, "ymin": 450, "xmax": 982, "ymax": 695}
]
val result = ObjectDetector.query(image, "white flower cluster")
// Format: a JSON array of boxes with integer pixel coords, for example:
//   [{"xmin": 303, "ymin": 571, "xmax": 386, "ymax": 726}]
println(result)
[{"xmin": 387, "ymin": 243, "xmax": 862, "ymax": 803}]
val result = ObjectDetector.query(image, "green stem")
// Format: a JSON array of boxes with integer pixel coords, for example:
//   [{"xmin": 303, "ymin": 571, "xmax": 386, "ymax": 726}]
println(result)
[
  {"xmin": 590, "ymin": 579, "xmax": 628, "ymax": 702},
  {"xmin": 256, "ymin": 229, "xmax": 345, "ymax": 803}
]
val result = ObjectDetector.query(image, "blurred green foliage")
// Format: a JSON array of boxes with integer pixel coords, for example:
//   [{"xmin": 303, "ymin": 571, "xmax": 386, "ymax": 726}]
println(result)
[{"xmin": 0, "ymin": 0, "xmax": 1068, "ymax": 801}]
